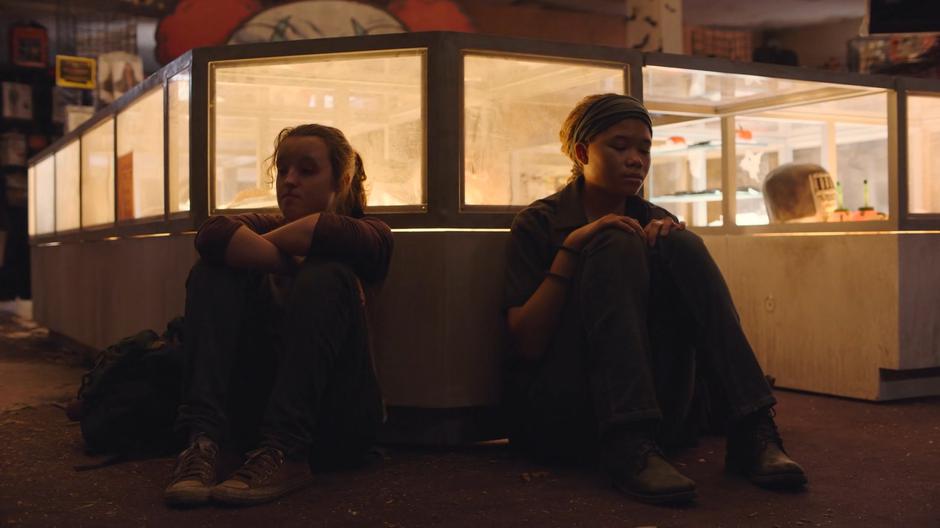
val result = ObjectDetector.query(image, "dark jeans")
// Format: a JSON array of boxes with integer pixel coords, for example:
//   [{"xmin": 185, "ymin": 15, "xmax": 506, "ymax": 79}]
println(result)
[
  {"xmin": 508, "ymin": 228, "xmax": 776, "ymax": 459},
  {"xmin": 175, "ymin": 259, "xmax": 384, "ymax": 468}
]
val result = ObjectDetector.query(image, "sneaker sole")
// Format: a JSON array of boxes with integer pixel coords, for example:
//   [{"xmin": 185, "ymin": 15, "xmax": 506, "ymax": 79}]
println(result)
[
  {"xmin": 164, "ymin": 487, "xmax": 212, "ymax": 507},
  {"xmin": 211, "ymin": 476, "xmax": 314, "ymax": 506}
]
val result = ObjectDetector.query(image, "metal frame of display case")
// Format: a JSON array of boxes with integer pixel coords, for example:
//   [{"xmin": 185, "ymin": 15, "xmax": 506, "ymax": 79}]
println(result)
[{"xmin": 30, "ymin": 32, "xmax": 940, "ymax": 248}]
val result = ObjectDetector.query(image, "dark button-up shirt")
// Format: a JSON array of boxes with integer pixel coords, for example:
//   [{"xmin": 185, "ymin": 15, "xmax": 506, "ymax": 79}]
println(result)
[{"xmin": 504, "ymin": 177, "xmax": 677, "ymax": 310}]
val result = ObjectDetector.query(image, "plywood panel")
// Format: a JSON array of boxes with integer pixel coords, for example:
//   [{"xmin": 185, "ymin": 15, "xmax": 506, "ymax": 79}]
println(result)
[
  {"xmin": 31, "ymin": 236, "xmax": 197, "ymax": 350},
  {"xmin": 370, "ymin": 232, "xmax": 508, "ymax": 408},
  {"xmin": 898, "ymin": 233, "xmax": 940, "ymax": 369},
  {"xmin": 369, "ymin": 233, "xmax": 449, "ymax": 407},
  {"xmin": 704, "ymin": 233, "xmax": 899, "ymax": 400}
]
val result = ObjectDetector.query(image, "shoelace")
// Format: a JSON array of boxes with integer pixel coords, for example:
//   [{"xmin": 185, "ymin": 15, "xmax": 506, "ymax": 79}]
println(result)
[
  {"xmin": 748, "ymin": 408, "xmax": 785, "ymax": 452},
  {"xmin": 606, "ymin": 432, "xmax": 664, "ymax": 475},
  {"xmin": 232, "ymin": 447, "xmax": 285, "ymax": 484},
  {"xmin": 175, "ymin": 440, "xmax": 217, "ymax": 482}
]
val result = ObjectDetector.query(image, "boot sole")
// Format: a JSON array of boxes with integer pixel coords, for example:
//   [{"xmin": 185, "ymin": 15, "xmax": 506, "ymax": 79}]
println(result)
[
  {"xmin": 211, "ymin": 476, "xmax": 314, "ymax": 506},
  {"xmin": 748, "ymin": 471, "xmax": 808, "ymax": 489},
  {"xmin": 614, "ymin": 482, "xmax": 697, "ymax": 505},
  {"xmin": 725, "ymin": 460, "xmax": 808, "ymax": 489}
]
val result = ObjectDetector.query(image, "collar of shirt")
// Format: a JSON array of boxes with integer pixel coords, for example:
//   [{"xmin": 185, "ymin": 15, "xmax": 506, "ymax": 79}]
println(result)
[{"xmin": 550, "ymin": 176, "xmax": 653, "ymax": 237}]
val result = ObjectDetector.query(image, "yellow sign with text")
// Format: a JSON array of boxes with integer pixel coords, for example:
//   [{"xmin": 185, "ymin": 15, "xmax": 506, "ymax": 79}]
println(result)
[{"xmin": 55, "ymin": 55, "xmax": 96, "ymax": 89}]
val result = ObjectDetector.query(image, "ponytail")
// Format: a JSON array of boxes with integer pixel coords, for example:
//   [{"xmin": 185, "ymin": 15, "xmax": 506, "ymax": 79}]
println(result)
[{"xmin": 346, "ymin": 152, "xmax": 368, "ymax": 217}]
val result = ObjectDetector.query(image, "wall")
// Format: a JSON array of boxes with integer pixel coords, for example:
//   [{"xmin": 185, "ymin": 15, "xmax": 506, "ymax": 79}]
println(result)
[
  {"xmin": 459, "ymin": 2, "xmax": 627, "ymax": 48},
  {"xmin": 772, "ymin": 17, "xmax": 864, "ymax": 70}
]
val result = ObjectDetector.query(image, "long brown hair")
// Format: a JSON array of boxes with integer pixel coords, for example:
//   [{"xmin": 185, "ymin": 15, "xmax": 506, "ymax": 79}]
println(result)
[{"xmin": 265, "ymin": 124, "xmax": 367, "ymax": 217}]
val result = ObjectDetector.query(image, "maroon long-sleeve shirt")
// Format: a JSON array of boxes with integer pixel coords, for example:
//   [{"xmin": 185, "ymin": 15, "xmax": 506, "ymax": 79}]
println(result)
[{"xmin": 194, "ymin": 212, "xmax": 393, "ymax": 284}]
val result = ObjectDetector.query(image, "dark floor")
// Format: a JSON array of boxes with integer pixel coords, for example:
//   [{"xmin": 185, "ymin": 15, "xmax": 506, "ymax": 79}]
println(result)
[{"xmin": 1, "ymin": 312, "xmax": 938, "ymax": 528}]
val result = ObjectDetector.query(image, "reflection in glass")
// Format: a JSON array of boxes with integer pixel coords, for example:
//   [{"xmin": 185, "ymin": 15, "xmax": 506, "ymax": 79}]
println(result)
[
  {"xmin": 82, "ymin": 118, "xmax": 115, "ymax": 227},
  {"xmin": 648, "ymin": 117, "xmax": 723, "ymax": 226},
  {"xmin": 464, "ymin": 54, "xmax": 625, "ymax": 206},
  {"xmin": 212, "ymin": 50, "xmax": 425, "ymax": 211},
  {"xmin": 169, "ymin": 71, "xmax": 191, "ymax": 213},
  {"xmin": 907, "ymin": 94, "xmax": 940, "ymax": 213},
  {"xmin": 36, "ymin": 156, "xmax": 55, "ymax": 235},
  {"xmin": 55, "ymin": 140, "xmax": 81, "ymax": 232},
  {"xmin": 117, "ymin": 87, "xmax": 165, "ymax": 220}
]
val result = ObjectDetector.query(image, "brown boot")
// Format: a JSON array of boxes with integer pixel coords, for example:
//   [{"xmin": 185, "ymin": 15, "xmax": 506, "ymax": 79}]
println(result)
[
  {"xmin": 604, "ymin": 432, "xmax": 697, "ymax": 505},
  {"xmin": 164, "ymin": 435, "xmax": 219, "ymax": 506},
  {"xmin": 726, "ymin": 408, "xmax": 807, "ymax": 489},
  {"xmin": 211, "ymin": 446, "xmax": 314, "ymax": 505}
]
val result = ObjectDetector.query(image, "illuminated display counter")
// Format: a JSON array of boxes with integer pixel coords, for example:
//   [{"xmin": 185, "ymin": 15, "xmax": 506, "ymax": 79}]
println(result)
[{"xmin": 28, "ymin": 33, "xmax": 940, "ymax": 415}]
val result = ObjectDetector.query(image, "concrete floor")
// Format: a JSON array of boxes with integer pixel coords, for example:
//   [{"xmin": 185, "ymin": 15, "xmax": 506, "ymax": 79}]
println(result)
[{"xmin": 0, "ymin": 312, "xmax": 938, "ymax": 527}]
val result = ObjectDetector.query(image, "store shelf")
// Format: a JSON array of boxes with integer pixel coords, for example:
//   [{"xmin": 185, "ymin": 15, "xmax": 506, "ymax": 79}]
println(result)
[{"xmin": 650, "ymin": 188, "xmax": 764, "ymax": 204}]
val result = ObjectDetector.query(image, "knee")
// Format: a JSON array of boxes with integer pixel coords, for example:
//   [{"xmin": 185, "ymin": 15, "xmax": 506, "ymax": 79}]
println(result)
[
  {"xmin": 185, "ymin": 259, "xmax": 255, "ymax": 295},
  {"xmin": 656, "ymin": 229, "xmax": 709, "ymax": 262},
  {"xmin": 291, "ymin": 260, "xmax": 361, "ymax": 306},
  {"xmin": 582, "ymin": 227, "xmax": 646, "ymax": 260}
]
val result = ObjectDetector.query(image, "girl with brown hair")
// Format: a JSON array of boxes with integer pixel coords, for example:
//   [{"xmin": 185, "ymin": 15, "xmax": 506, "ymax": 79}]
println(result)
[{"xmin": 164, "ymin": 124, "xmax": 393, "ymax": 506}]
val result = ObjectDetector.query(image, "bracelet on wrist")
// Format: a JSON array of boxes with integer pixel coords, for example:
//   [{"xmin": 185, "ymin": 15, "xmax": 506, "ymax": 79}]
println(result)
[
  {"xmin": 557, "ymin": 245, "xmax": 581, "ymax": 256},
  {"xmin": 545, "ymin": 271, "xmax": 571, "ymax": 283}
]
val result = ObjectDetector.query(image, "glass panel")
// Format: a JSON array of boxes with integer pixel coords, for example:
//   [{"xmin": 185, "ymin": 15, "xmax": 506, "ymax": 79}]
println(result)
[
  {"xmin": 464, "ymin": 55, "xmax": 625, "ymax": 206},
  {"xmin": 737, "ymin": 93, "xmax": 888, "ymax": 225},
  {"xmin": 54, "ymin": 140, "xmax": 81, "ymax": 231},
  {"xmin": 116, "ymin": 87, "xmax": 165, "ymax": 220},
  {"xmin": 212, "ymin": 50, "xmax": 425, "ymax": 210},
  {"xmin": 169, "ymin": 70, "xmax": 190, "ymax": 213},
  {"xmin": 35, "ymin": 156, "xmax": 55, "ymax": 235},
  {"xmin": 645, "ymin": 66, "xmax": 855, "ymax": 109},
  {"xmin": 28, "ymin": 165, "xmax": 36, "ymax": 236},
  {"xmin": 648, "ymin": 117, "xmax": 724, "ymax": 227},
  {"xmin": 734, "ymin": 118, "xmax": 824, "ymax": 225},
  {"xmin": 82, "ymin": 118, "xmax": 115, "ymax": 227},
  {"xmin": 907, "ymin": 94, "xmax": 940, "ymax": 214}
]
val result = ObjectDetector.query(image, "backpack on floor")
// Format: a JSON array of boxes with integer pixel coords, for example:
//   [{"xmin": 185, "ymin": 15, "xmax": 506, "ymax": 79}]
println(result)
[{"xmin": 71, "ymin": 317, "xmax": 186, "ymax": 465}]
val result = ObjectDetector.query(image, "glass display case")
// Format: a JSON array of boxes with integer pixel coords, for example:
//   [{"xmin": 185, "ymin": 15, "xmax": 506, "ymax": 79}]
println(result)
[
  {"xmin": 81, "ymin": 117, "xmax": 115, "ymax": 228},
  {"xmin": 211, "ymin": 50, "xmax": 425, "ymax": 212},
  {"xmin": 642, "ymin": 63, "xmax": 891, "ymax": 229},
  {"xmin": 54, "ymin": 140, "xmax": 80, "ymax": 232},
  {"xmin": 463, "ymin": 54, "xmax": 625, "ymax": 207},
  {"xmin": 116, "ymin": 87, "xmax": 165, "ymax": 221},
  {"xmin": 906, "ymin": 93, "xmax": 940, "ymax": 214},
  {"xmin": 24, "ymin": 32, "xmax": 940, "ymax": 406},
  {"xmin": 27, "ymin": 33, "xmax": 940, "ymax": 243},
  {"xmin": 168, "ymin": 70, "xmax": 191, "ymax": 214}
]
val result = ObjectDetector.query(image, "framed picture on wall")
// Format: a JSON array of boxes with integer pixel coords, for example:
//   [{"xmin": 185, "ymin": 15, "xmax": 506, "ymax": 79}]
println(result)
[
  {"xmin": 1, "ymin": 82, "xmax": 33, "ymax": 120},
  {"xmin": 9, "ymin": 24, "xmax": 49, "ymax": 68}
]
